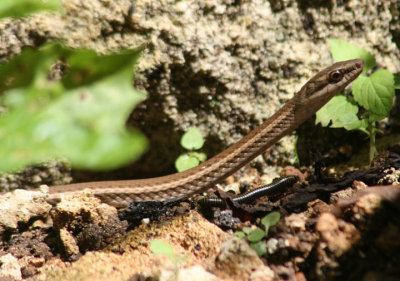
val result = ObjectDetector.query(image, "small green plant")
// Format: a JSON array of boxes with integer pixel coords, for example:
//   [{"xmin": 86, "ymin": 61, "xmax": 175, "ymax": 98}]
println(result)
[
  {"xmin": 234, "ymin": 211, "xmax": 280, "ymax": 256},
  {"xmin": 316, "ymin": 39, "xmax": 397, "ymax": 163},
  {"xmin": 174, "ymin": 128, "xmax": 207, "ymax": 172},
  {"xmin": 0, "ymin": 0, "xmax": 148, "ymax": 172},
  {"xmin": 150, "ymin": 239, "xmax": 185, "ymax": 278}
]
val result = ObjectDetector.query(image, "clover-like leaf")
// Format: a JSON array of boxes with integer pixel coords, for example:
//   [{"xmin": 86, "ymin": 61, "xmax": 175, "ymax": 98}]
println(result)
[
  {"xmin": 261, "ymin": 212, "xmax": 281, "ymax": 228},
  {"xmin": 250, "ymin": 241, "xmax": 267, "ymax": 257},
  {"xmin": 190, "ymin": 152, "xmax": 207, "ymax": 162},
  {"xmin": 247, "ymin": 228, "xmax": 265, "ymax": 243},
  {"xmin": 180, "ymin": 128, "xmax": 204, "ymax": 150},
  {"xmin": 242, "ymin": 227, "xmax": 253, "ymax": 235},
  {"xmin": 261, "ymin": 211, "xmax": 281, "ymax": 235},
  {"xmin": 234, "ymin": 231, "xmax": 246, "ymax": 239},
  {"xmin": 175, "ymin": 153, "xmax": 200, "ymax": 172},
  {"xmin": 150, "ymin": 240, "xmax": 176, "ymax": 261}
]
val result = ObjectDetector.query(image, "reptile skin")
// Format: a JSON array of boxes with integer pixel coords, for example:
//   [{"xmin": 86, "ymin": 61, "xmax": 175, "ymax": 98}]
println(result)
[{"xmin": 46, "ymin": 59, "xmax": 364, "ymax": 207}]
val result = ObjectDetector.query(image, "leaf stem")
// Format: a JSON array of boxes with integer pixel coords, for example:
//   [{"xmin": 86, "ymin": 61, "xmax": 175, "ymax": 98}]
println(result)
[{"xmin": 368, "ymin": 122, "xmax": 376, "ymax": 164}]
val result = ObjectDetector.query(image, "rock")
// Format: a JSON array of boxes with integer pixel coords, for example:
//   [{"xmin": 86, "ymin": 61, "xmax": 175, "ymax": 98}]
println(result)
[
  {"xmin": 51, "ymin": 191, "xmax": 127, "ymax": 258},
  {"xmin": 33, "ymin": 211, "xmax": 232, "ymax": 280},
  {"xmin": 59, "ymin": 228, "xmax": 80, "ymax": 257},
  {"xmin": 316, "ymin": 212, "xmax": 359, "ymax": 257},
  {"xmin": 160, "ymin": 265, "xmax": 218, "ymax": 281},
  {"xmin": 0, "ymin": 254, "xmax": 22, "ymax": 281},
  {"xmin": 215, "ymin": 237, "xmax": 274, "ymax": 281},
  {"xmin": 285, "ymin": 213, "xmax": 306, "ymax": 232},
  {"xmin": 0, "ymin": 187, "xmax": 51, "ymax": 235}
]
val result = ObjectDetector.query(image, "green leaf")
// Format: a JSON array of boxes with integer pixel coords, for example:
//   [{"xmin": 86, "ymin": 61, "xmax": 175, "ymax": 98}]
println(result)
[
  {"xmin": 393, "ymin": 72, "xmax": 400, "ymax": 90},
  {"xmin": 175, "ymin": 151, "xmax": 206, "ymax": 172},
  {"xmin": 261, "ymin": 212, "xmax": 281, "ymax": 228},
  {"xmin": 189, "ymin": 152, "xmax": 207, "ymax": 162},
  {"xmin": 62, "ymin": 45, "xmax": 145, "ymax": 89},
  {"xmin": 352, "ymin": 69, "xmax": 394, "ymax": 120},
  {"xmin": 316, "ymin": 95, "xmax": 368, "ymax": 133},
  {"xmin": 261, "ymin": 211, "xmax": 280, "ymax": 236},
  {"xmin": 234, "ymin": 231, "xmax": 246, "ymax": 239},
  {"xmin": 150, "ymin": 240, "xmax": 176, "ymax": 261},
  {"xmin": 329, "ymin": 39, "xmax": 375, "ymax": 73},
  {"xmin": 0, "ymin": 44, "xmax": 62, "ymax": 95},
  {"xmin": 180, "ymin": 128, "xmax": 204, "ymax": 150},
  {"xmin": 250, "ymin": 241, "xmax": 267, "ymax": 257},
  {"xmin": 0, "ymin": 0, "xmax": 62, "ymax": 19},
  {"xmin": 247, "ymin": 228, "xmax": 265, "ymax": 243},
  {"xmin": 0, "ymin": 44, "xmax": 148, "ymax": 172},
  {"xmin": 175, "ymin": 153, "xmax": 200, "ymax": 172},
  {"xmin": 242, "ymin": 227, "xmax": 253, "ymax": 235}
]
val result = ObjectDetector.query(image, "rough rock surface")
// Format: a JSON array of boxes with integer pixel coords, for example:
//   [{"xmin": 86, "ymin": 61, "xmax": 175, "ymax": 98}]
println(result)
[
  {"xmin": 50, "ymin": 191, "xmax": 127, "ymax": 259},
  {"xmin": 160, "ymin": 265, "xmax": 218, "ymax": 281},
  {"xmin": 215, "ymin": 238, "xmax": 274, "ymax": 281},
  {"xmin": 0, "ymin": 254, "xmax": 22, "ymax": 281},
  {"xmin": 33, "ymin": 211, "xmax": 236, "ymax": 280},
  {"xmin": 0, "ymin": 187, "xmax": 51, "ymax": 235}
]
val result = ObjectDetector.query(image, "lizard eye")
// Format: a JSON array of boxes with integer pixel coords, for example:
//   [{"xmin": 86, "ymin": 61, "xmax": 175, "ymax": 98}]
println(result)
[{"xmin": 328, "ymin": 70, "xmax": 343, "ymax": 83}]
